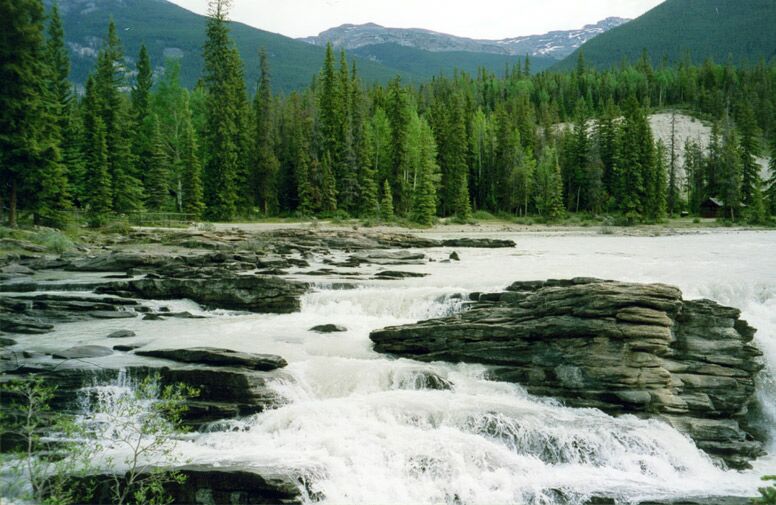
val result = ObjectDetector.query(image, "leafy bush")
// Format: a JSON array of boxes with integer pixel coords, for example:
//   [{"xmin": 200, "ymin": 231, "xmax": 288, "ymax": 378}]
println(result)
[
  {"xmin": 101, "ymin": 220, "xmax": 133, "ymax": 235},
  {"xmin": 755, "ymin": 475, "xmax": 776, "ymax": 504},
  {"xmin": 38, "ymin": 230, "xmax": 75, "ymax": 254}
]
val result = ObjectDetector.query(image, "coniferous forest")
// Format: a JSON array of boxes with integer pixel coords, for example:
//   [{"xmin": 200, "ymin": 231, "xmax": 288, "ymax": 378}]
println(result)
[{"xmin": 2, "ymin": 0, "xmax": 776, "ymax": 229}]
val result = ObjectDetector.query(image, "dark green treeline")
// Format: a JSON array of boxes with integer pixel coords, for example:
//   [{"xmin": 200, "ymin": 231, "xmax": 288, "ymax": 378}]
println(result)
[{"xmin": 2, "ymin": 0, "xmax": 776, "ymax": 227}]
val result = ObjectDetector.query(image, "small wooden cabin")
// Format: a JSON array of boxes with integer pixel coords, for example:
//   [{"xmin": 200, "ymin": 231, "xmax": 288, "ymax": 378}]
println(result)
[
  {"xmin": 699, "ymin": 197, "xmax": 747, "ymax": 219},
  {"xmin": 700, "ymin": 197, "xmax": 723, "ymax": 218}
]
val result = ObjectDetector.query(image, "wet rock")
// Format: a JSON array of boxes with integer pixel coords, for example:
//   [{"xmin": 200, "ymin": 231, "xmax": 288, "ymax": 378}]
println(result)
[
  {"xmin": 373, "ymin": 271, "xmax": 429, "ymax": 280},
  {"xmin": 0, "ymin": 314, "xmax": 54, "ymax": 334},
  {"xmin": 449, "ymin": 251, "xmax": 460, "ymax": 261},
  {"xmin": 370, "ymin": 278, "xmax": 764, "ymax": 468},
  {"xmin": 142, "ymin": 313, "xmax": 165, "ymax": 320},
  {"xmin": 112, "ymin": 343, "xmax": 145, "ymax": 352},
  {"xmin": 396, "ymin": 370, "xmax": 453, "ymax": 391},
  {"xmin": 0, "ymin": 239, "xmax": 47, "ymax": 253},
  {"xmin": 97, "ymin": 276, "xmax": 307, "ymax": 313},
  {"xmin": 106, "ymin": 330, "xmax": 136, "ymax": 339},
  {"xmin": 66, "ymin": 465, "xmax": 301, "ymax": 505},
  {"xmin": 0, "ymin": 337, "xmax": 17, "ymax": 347},
  {"xmin": 1, "ymin": 264, "xmax": 35, "ymax": 276},
  {"xmin": 135, "ymin": 347, "xmax": 287, "ymax": 371},
  {"xmin": 52, "ymin": 345, "xmax": 114, "ymax": 360},
  {"xmin": 352, "ymin": 251, "xmax": 426, "ymax": 265},
  {"xmin": 167, "ymin": 311, "xmax": 206, "ymax": 319},
  {"xmin": 440, "ymin": 238, "xmax": 515, "ymax": 248},
  {"xmin": 310, "ymin": 324, "xmax": 347, "ymax": 333},
  {"xmin": 88, "ymin": 310, "xmax": 136, "ymax": 319}
]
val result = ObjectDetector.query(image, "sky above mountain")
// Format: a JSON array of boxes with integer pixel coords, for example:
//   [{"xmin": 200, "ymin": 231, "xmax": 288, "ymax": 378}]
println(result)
[{"xmin": 167, "ymin": 0, "xmax": 665, "ymax": 39}]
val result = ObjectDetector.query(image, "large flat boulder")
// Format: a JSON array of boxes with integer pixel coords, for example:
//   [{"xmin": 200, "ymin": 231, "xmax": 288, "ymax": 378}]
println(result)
[
  {"xmin": 96, "ymin": 275, "xmax": 307, "ymax": 313},
  {"xmin": 136, "ymin": 348, "xmax": 287, "ymax": 371},
  {"xmin": 370, "ymin": 278, "xmax": 764, "ymax": 469}
]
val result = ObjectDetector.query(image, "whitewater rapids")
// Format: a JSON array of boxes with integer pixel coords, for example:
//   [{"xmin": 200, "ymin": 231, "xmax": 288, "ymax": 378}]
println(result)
[{"xmin": 41, "ymin": 230, "xmax": 776, "ymax": 504}]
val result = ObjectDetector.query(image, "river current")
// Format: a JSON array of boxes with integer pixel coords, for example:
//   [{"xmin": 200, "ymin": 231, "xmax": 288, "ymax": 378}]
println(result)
[{"xmin": 22, "ymin": 230, "xmax": 776, "ymax": 504}]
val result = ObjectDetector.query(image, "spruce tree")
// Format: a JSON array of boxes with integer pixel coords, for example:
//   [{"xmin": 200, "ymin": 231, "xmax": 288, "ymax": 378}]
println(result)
[
  {"xmin": 494, "ymin": 106, "xmax": 519, "ymax": 212},
  {"xmin": 719, "ymin": 127, "xmax": 743, "ymax": 220},
  {"xmin": 202, "ymin": 0, "xmax": 241, "ymax": 220},
  {"xmin": 534, "ymin": 147, "xmax": 565, "ymax": 221},
  {"xmin": 353, "ymin": 65, "xmax": 378, "ymax": 216},
  {"xmin": 91, "ymin": 21, "xmax": 144, "ymax": 213},
  {"xmin": 46, "ymin": 3, "xmax": 70, "ymax": 133},
  {"xmin": 84, "ymin": 111, "xmax": 113, "ymax": 226},
  {"xmin": 0, "ymin": 0, "xmax": 50, "ymax": 226},
  {"xmin": 738, "ymin": 102, "xmax": 761, "ymax": 205},
  {"xmin": 318, "ymin": 43, "xmax": 339, "ymax": 168},
  {"xmin": 645, "ymin": 140, "xmax": 668, "ymax": 221},
  {"xmin": 146, "ymin": 114, "xmax": 169, "ymax": 211},
  {"xmin": 252, "ymin": 48, "xmax": 279, "ymax": 214},
  {"xmin": 411, "ymin": 119, "xmax": 440, "ymax": 226},
  {"xmin": 180, "ymin": 95, "xmax": 205, "ymax": 217},
  {"xmin": 443, "ymin": 94, "xmax": 471, "ymax": 219},
  {"xmin": 386, "ymin": 78, "xmax": 412, "ymax": 214},
  {"xmin": 615, "ymin": 97, "xmax": 647, "ymax": 220},
  {"xmin": 130, "ymin": 44, "xmax": 153, "ymax": 184},
  {"xmin": 336, "ymin": 50, "xmax": 357, "ymax": 211}
]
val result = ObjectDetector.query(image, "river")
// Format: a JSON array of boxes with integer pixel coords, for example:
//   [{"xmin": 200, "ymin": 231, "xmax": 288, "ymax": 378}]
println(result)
[{"xmin": 17, "ymin": 229, "xmax": 776, "ymax": 504}]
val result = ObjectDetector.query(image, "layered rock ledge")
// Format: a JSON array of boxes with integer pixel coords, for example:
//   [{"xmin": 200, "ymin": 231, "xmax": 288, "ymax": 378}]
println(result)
[
  {"xmin": 96, "ymin": 275, "xmax": 307, "ymax": 313},
  {"xmin": 370, "ymin": 278, "xmax": 764, "ymax": 469}
]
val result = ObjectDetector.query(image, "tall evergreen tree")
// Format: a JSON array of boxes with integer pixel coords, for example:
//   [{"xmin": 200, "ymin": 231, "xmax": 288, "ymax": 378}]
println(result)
[
  {"xmin": 90, "ymin": 20, "xmax": 144, "ymax": 213},
  {"xmin": 719, "ymin": 127, "xmax": 743, "ymax": 220},
  {"xmin": 83, "ymin": 86, "xmax": 113, "ymax": 226},
  {"xmin": 0, "ymin": 0, "xmax": 51, "ymax": 226},
  {"xmin": 738, "ymin": 101, "xmax": 761, "ymax": 205},
  {"xmin": 386, "ymin": 78, "xmax": 412, "ymax": 213},
  {"xmin": 534, "ymin": 147, "xmax": 565, "ymax": 221},
  {"xmin": 130, "ymin": 44, "xmax": 153, "ymax": 183},
  {"xmin": 411, "ymin": 118, "xmax": 440, "ymax": 226},
  {"xmin": 46, "ymin": 2, "xmax": 70, "ymax": 133},
  {"xmin": 145, "ymin": 114, "xmax": 169, "ymax": 211},
  {"xmin": 352, "ymin": 63, "xmax": 378, "ymax": 216},
  {"xmin": 202, "ymin": 0, "xmax": 242, "ymax": 220},
  {"xmin": 252, "ymin": 48, "xmax": 279, "ymax": 214},
  {"xmin": 180, "ymin": 94, "xmax": 205, "ymax": 217},
  {"xmin": 645, "ymin": 140, "xmax": 668, "ymax": 221}
]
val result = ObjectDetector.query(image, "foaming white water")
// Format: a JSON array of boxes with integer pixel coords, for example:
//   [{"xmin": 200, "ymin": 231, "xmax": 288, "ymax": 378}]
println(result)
[{"xmin": 26, "ymin": 230, "xmax": 776, "ymax": 504}]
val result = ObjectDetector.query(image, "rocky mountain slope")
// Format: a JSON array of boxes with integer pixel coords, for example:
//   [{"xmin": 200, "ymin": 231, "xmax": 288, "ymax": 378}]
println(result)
[{"xmin": 301, "ymin": 17, "xmax": 629, "ymax": 59}]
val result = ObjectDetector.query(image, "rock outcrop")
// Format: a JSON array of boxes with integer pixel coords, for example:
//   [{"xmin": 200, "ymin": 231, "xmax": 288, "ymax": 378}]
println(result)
[
  {"xmin": 136, "ymin": 348, "xmax": 287, "ymax": 371},
  {"xmin": 370, "ymin": 278, "xmax": 764, "ymax": 469},
  {"xmin": 97, "ymin": 276, "xmax": 307, "ymax": 313},
  {"xmin": 63, "ymin": 465, "xmax": 301, "ymax": 505}
]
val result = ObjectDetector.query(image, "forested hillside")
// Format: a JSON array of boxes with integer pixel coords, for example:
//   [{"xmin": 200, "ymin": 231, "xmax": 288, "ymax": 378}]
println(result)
[
  {"xmin": 2, "ymin": 0, "xmax": 776, "ymax": 230},
  {"xmin": 558, "ymin": 0, "xmax": 776, "ymax": 70},
  {"xmin": 47, "ymin": 0, "xmax": 412, "ymax": 91}
]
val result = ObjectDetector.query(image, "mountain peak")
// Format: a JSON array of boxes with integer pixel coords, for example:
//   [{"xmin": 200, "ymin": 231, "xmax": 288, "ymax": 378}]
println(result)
[{"xmin": 299, "ymin": 18, "xmax": 630, "ymax": 59}]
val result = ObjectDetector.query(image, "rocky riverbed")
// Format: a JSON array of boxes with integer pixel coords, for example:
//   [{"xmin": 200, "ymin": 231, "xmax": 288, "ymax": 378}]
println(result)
[{"xmin": 1, "ymin": 226, "xmax": 775, "ymax": 504}]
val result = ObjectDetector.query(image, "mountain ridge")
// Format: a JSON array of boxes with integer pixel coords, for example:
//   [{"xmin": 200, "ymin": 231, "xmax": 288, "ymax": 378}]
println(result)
[
  {"xmin": 558, "ymin": 0, "xmax": 776, "ymax": 69},
  {"xmin": 300, "ymin": 17, "xmax": 629, "ymax": 60}
]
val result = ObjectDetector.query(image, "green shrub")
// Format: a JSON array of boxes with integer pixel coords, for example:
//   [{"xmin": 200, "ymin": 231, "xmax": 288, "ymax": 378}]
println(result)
[{"xmin": 39, "ymin": 230, "xmax": 75, "ymax": 254}]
